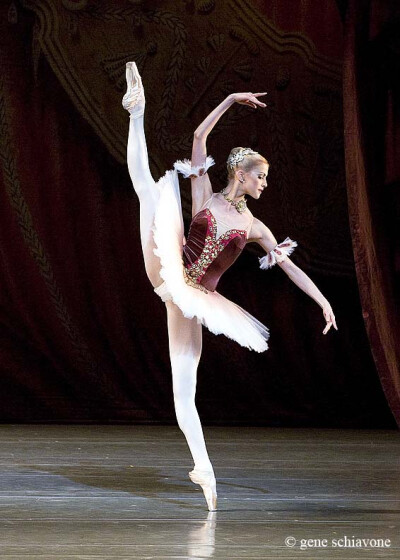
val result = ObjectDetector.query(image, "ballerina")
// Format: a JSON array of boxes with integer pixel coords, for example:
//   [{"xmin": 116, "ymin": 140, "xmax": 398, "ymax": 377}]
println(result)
[{"xmin": 122, "ymin": 62, "xmax": 337, "ymax": 511}]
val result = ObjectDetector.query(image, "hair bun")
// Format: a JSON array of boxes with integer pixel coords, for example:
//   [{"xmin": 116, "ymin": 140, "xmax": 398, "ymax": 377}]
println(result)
[{"xmin": 227, "ymin": 147, "xmax": 259, "ymax": 169}]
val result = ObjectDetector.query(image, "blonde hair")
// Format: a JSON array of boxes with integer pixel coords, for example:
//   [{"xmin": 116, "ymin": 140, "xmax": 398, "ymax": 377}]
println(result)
[{"xmin": 227, "ymin": 147, "xmax": 269, "ymax": 180}]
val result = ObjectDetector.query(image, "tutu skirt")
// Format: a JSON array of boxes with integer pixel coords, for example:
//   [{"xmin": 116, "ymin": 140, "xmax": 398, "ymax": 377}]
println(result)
[{"xmin": 152, "ymin": 169, "xmax": 270, "ymax": 353}]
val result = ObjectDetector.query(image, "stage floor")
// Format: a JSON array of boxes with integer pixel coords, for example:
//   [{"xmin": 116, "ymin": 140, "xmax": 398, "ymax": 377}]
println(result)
[{"xmin": 0, "ymin": 424, "xmax": 399, "ymax": 558}]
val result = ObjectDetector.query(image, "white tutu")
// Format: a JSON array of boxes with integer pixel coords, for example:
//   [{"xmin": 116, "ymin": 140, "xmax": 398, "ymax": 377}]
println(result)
[{"xmin": 152, "ymin": 168, "xmax": 270, "ymax": 353}]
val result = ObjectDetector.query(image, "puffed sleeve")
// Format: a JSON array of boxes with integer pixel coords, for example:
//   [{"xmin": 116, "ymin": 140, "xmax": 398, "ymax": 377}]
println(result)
[
  {"xmin": 174, "ymin": 156, "xmax": 215, "ymax": 179},
  {"xmin": 259, "ymin": 237, "xmax": 298, "ymax": 269}
]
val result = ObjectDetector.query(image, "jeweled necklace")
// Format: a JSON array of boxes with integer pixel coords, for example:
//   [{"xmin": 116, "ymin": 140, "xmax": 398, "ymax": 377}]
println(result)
[{"xmin": 220, "ymin": 188, "xmax": 247, "ymax": 214}]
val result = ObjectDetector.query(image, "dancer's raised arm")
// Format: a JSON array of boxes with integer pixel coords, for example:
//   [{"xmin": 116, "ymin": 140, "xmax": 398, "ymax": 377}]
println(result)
[
  {"xmin": 189, "ymin": 92, "xmax": 267, "ymax": 215},
  {"xmin": 249, "ymin": 218, "xmax": 338, "ymax": 335}
]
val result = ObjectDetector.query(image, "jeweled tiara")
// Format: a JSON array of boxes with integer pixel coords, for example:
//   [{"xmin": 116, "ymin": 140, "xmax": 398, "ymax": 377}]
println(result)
[{"xmin": 227, "ymin": 148, "xmax": 259, "ymax": 169}]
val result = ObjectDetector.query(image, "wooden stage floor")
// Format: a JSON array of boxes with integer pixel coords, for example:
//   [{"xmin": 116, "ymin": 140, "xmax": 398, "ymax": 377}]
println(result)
[{"xmin": 0, "ymin": 424, "xmax": 399, "ymax": 559}]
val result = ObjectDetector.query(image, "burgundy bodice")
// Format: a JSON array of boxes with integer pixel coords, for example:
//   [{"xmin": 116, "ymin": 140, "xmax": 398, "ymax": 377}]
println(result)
[{"xmin": 182, "ymin": 208, "xmax": 248, "ymax": 292}]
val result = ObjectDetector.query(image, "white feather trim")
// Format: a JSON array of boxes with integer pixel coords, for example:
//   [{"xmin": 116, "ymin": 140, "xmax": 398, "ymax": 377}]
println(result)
[
  {"xmin": 174, "ymin": 156, "xmax": 215, "ymax": 178},
  {"xmin": 259, "ymin": 237, "xmax": 298, "ymax": 270}
]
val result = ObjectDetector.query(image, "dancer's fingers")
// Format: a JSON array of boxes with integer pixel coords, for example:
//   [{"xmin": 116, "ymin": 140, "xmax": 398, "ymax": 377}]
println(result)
[
  {"xmin": 250, "ymin": 95, "xmax": 267, "ymax": 107},
  {"xmin": 245, "ymin": 100, "xmax": 257, "ymax": 108},
  {"xmin": 247, "ymin": 98, "xmax": 266, "ymax": 108},
  {"xmin": 323, "ymin": 321, "xmax": 332, "ymax": 335},
  {"xmin": 327, "ymin": 311, "xmax": 337, "ymax": 331}
]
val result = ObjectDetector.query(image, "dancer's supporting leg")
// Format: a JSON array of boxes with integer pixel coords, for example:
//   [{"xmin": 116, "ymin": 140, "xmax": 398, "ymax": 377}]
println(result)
[
  {"xmin": 166, "ymin": 300, "xmax": 213, "ymax": 471},
  {"xmin": 166, "ymin": 300, "xmax": 217, "ymax": 511}
]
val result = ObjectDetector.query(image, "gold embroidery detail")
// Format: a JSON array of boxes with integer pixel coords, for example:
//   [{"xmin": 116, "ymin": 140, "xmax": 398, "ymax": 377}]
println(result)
[{"xmin": 183, "ymin": 267, "xmax": 209, "ymax": 293}]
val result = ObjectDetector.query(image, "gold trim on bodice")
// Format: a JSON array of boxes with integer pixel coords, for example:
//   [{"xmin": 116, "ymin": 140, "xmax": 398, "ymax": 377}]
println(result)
[{"xmin": 183, "ymin": 209, "xmax": 246, "ymax": 293}]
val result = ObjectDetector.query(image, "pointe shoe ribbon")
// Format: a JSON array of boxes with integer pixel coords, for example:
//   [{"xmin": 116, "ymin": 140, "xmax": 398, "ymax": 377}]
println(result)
[
  {"xmin": 122, "ymin": 61, "xmax": 145, "ymax": 118},
  {"xmin": 189, "ymin": 468, "xmax": 217, "ymax": 511}
]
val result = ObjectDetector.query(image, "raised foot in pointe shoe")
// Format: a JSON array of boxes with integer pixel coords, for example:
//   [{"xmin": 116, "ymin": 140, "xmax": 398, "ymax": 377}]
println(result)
[
  {"xmin": 122, "ymin": 61, "xmax": 145, "ymax": 118},
  {"xmin": 189, "ymin": 468, "xmax": 217, "ymax": 511}
]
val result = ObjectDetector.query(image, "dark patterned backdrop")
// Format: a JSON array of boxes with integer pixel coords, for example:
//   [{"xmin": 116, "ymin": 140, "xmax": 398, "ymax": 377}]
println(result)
[{"xmin": 0, "ymin": 0, "xmax": 396, "ymax": 427}]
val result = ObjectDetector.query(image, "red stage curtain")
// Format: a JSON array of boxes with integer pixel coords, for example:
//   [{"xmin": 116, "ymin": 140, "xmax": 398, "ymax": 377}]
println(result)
[{"xmin": 343, "ymin": 0, "xmax": 400, "ymax": 427}]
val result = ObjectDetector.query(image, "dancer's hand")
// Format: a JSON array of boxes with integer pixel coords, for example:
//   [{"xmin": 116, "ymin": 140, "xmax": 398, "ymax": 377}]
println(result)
[
  {"xmin": 230, "ymin": 92, "xmax": 268, "ymax": 109},
  {"xmin": 322, "ymin": 302, "xmax": 338, "ymax": 334}
]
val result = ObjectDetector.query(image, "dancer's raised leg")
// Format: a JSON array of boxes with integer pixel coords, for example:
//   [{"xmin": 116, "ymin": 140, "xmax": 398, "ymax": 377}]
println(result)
[
  {"xmin": 166, "ymin": 300, "xmax": 217, "ymax": 511},
  {"xmin": 123, "ymin": 62, "xmax": 216, "ymax": 511},
  {"xmin": 123, "ymin": 62, "xmax": 162, "ymax": 288}
]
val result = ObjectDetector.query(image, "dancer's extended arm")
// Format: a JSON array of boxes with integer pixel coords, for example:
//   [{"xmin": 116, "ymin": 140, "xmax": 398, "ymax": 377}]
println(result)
[
  {"xmin": 249, "ymin": 218, "xmax": 338, "ymax": 335},
  {"xmin": 190, "ymin": 92, "xmax": 267, "ymax": 215}
]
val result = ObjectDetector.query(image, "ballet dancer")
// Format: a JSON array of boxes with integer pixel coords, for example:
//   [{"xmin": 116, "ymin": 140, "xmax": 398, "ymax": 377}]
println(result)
[{"xmin": 122, "ymin": 62, "xmax": 337, "ymax": 511}]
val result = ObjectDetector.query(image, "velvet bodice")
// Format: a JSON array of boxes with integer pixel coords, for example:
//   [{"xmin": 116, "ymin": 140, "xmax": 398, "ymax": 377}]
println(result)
[{"xmin": 182, "ymin": 206, "xmax": 249, "ymax": 292}]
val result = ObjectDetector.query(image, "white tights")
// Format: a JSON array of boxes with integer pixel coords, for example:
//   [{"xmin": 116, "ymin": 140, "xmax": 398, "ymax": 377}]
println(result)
[{"xmin": 127, "ymin": 114, "xmax": 214, "ymax": 472}]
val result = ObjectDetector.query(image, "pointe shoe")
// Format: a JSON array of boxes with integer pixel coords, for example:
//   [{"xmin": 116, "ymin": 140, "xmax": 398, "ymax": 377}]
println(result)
[
  {"xmin": 189, "ymin": 468, "xmax": 217, "ymax": 511},
  {"xmin": 122, "ymin": 61, "xmax": 145, "ymax": 118}
]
